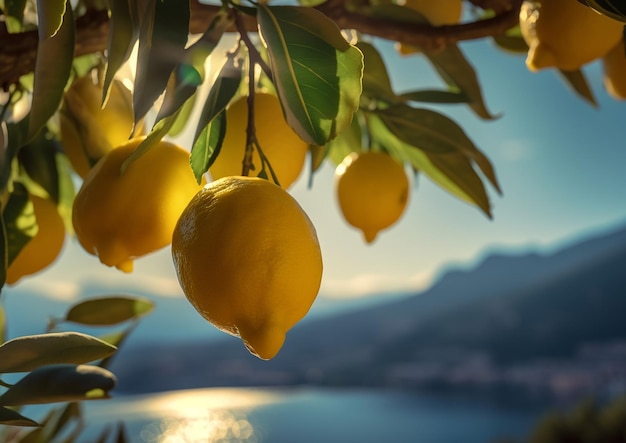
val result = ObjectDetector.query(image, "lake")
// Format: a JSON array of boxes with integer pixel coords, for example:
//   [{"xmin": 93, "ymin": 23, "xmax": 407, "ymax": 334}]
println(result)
[{"xmin": 75, "ymin": 387, "xmax": 548, "ymax": 443}]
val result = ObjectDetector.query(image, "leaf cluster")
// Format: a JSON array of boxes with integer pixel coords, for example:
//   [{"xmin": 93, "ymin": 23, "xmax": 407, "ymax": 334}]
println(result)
[{"xmin": 0, "ymin": 294, "xmax": 153, "ymax": 442}]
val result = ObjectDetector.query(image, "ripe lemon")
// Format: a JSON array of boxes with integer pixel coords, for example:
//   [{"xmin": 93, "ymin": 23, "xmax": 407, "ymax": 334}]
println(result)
[
  {"xmin": 60, "ymin": 74, "xmax": 141, "ymax": 178},
  {"xmin": 72, "ymin": 137, "xmax": 204, "ymax": 272},
  {"xmin": 519, "ymin": 0, "xmax": 623, "ymax": 72},
  {"xmin": 172, "ymin": 176, "xmax": 323, "ymax": 360},
  {"xmin": 396, "ymin": 0, "xmax": 463, "ymax": 55},
  {"xmin": 335, "ymin": 151, "xmax": 410, "ymax": 244},
  {"xmin": 602, "ymin": 40, "xmax": 626, "ymax": 100},
  {"xmin": 209, "ymin": 93, "xmax": 309, "ymax": 189},
  {"xmin": 6, "ymin": 195, "xmax": 66, "ymax": 285}
]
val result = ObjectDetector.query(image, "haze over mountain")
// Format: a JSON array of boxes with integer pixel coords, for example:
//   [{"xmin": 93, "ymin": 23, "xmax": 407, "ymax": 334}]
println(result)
[{"xmin": 99, "ymin": 221, "xmax": 626, "ymax": 396}]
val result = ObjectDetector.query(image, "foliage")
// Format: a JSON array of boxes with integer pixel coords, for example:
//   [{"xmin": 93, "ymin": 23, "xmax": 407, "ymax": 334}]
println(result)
[{"xmin": 0, "ymin": 0, "xmax": 625, "ymax": 439}]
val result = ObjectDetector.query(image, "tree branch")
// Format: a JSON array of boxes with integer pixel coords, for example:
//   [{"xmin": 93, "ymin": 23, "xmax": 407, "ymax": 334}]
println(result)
[{"xmin": 0, "ymin": 0, "xmax": 522, "ymax": 88}]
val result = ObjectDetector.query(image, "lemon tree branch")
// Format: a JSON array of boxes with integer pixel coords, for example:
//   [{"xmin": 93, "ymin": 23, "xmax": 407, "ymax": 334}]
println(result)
[{"xmin": 0, "ymin": 0, "xmax": 522, "ymax": 88}]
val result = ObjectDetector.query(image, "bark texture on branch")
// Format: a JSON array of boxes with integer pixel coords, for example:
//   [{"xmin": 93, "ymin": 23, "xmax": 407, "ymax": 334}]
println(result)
[{"xmin": 0, "ymin": 0, "xmax": 522, "ymax": 88}]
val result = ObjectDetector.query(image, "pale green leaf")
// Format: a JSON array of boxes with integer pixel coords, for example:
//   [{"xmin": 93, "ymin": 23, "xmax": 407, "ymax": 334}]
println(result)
[
  {"xmin": 192, "ymin": 111, "xmax": 226, "ymax": 183},
  {"xmin": 103, "ymin": 0, "xmax": 139, "ymax": 102},
  {"xmin": 325, "ymin": 113, "xmax": 363, "ymax": 165},
  {"xmin": 558, "ymin": 69, "xmax": 598, "ymax": 107},
  {"xmin": 0, "ymin": 332, "xmax": 117, "ymax": 373},
  {"xmin": 369, "ymin": 114, "xmax": 492, "ymax": 217},
  {"xmin": 0, "ymin": 364, "xmax": 116, "ymax": 406},
  {"xmin": 258, "ymin": 5, "xmax": 363, "ymax": 146},
  {"xmin": 425, "ymin": 43, "xmax": 498, "ymax": 120},
  {"xmin": 3, "ymin": 0, "xmax": 28, "ymax": 32},
  {"xmin": 28, "ymin": 4, "xmax": 74, "ymax": 140},
  {"xmin": 65, "ymin": 295, "xmax": 154, "ymax": 326},
  {"xmin": 133, "ymin": 0, "xmax": 190, "ymax": 122},
  {"xmin": 36, "ymin": 0, "xmax": 67, "ymax": 38},
  {"xmin": 0, "ymin": 406, "xmax": 40, "ymax": 427}
]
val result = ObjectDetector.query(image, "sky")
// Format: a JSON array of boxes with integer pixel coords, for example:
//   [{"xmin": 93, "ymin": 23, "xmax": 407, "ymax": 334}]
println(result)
[{"xmin": 5, "ymin": 33, "xmax": 626, "ymax": 314}]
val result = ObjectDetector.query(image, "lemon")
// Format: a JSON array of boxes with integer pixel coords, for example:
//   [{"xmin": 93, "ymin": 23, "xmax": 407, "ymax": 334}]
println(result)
[
  {"xmin": 172, "ymin": 176, "xmax": 323, "ymax": 360},
  {"xmin": 519, "ymin": 0, "xmax": 623, "ymax": 72},
  {"xmin": 602, "ymin": 40, "xmax": 626, "ymax": 100},
  {"xmin": 72, "ymin": 137, "xmax": 204, "ymax": 272},
  {"xmin": 6, "ymin": 195, "xmax": 66, "ymax": 285},
  {"xmin": 396, "ymin": 0, "xmax": 463, "ymax": 55},
  {"xmin": 60, "ymin": 74, "xmax": 142, "ymax": 178},
  {"xmin": 335, "ymin": 151, "xmax": 410, "ymax": 243},
  {"xmin": 209, "ymin": 93, "xmax": 309, "ymax": 189}
]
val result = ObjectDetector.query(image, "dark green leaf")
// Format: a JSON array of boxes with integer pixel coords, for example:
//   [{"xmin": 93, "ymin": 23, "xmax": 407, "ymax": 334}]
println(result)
[
  {"xmin": 425, "ymin": 43, "xmax": 498, "ymax": 120},
  {"xmin": 0, "ymin": 364, "xmax": 116, "ymax": 406},
  {"xmin": 133, "ymin": 0, "xmax": 190, "ymax": 122},
  {"xmin": 558, "ymin": 69, "xmax": 598, "ymax": 107},
  {"xmin": 28, "ymin": 3, "xmax": 75, "ymax": 140},
  {"xmin": 582, "ymin": 0, "xmax": 626, "ymax": 22},
  {"xmin": 192, "ymin": 111, "xmax": 226, "ymax": 184},
  {"xmin": 103, "ymin": 0, "xmax": 139, "ymax": 101},
  {"xmin": 3, "ymin": 183, "xmax": 37, "ymax": 268},
  {"xmin": 65, "ymin": 295, "xmax": 154, "ymax": 326},
  {"xmin": 356, "ymin": 41, "xmax": 396, "ymax": 102},
  {"xmin": 18, "ymin": 128, "xmax": 61, "ymax": 203},
  {"xmin": 0, "ymin": 406, "xmax": 40, "ymax": 427},
  {"xmin": 3, "ymin": 0, "xmax": 28, "ymax": 32},
  {"xmin": 0, "ymin": 332, "xmax": 117, "ymax": 373},
  {"xmin": 1, "ymin": 120, "xmax": 27, "ymax": 192},
  {"xmin": 258, "ymin": 5, "xmax": 363, "ymax": 145},
  {"xmin": 36, "ymin": 0, "xmax": 67, "ymax": 38},
  {"xmin": 191, "ymin": 55, "xmax": 242, "ymax": 182},
  {"xmin": 154, "ymin": 65, "xmax": 203, "ymax": 124},
  {"xmin": 369, "ymin": 114, "xmax": 492, "ymax": 217},
  {"xmin": 400, "ymin": 89, "xmax": 470, "ymax": 104}
]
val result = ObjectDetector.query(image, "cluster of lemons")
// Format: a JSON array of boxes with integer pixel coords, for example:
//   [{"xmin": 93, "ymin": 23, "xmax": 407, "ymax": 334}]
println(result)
[{"xmin": 12, "ymin": 74, "xmax": 409, "ymax": 359}]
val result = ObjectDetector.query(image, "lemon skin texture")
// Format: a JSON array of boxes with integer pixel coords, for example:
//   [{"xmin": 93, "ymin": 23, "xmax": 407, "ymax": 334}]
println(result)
[
  {"xmin": 335, "ymin": 152, "xmax": 410, "ymax": 244},
  {"xmin": 519, "ymin": 0, "xmax": 623, "ymax": 72},
  {"xmin": 60, "ymin": 75, "xmax": 141, "ymax": 178},
  {"xmin": 602, "ymin": 40, "xmax": 626, "ymax": 100},
  {"xmin": 172, "ymin": 176, "xmax": 323, "ymax": 360},
  {"xmin": 209, "ymin": 93, "xmax": 309, "ymax": 189},
  {"xmin": 72, "ymin": 137, "xmax": 204, "ymax": 272},
  {"xmin": 6, "ymin": 195, "xmax": 66, "ymax": 285}
]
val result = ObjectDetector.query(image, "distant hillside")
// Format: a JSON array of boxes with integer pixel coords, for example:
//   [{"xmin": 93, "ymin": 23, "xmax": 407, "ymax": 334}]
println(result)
[{"xmin": 111, "ymin": 223, "xmax": 626, "ymax": 396}]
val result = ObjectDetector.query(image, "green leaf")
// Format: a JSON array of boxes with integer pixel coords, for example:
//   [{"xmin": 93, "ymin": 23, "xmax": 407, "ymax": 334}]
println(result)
[
  {"xmin": 168, "ymin": 92, "xmax": 198, "ymax": 137},
  {"xmin": 258, "ymin": 5, "xmax": 363, "ymax": 146},
  {"xmin": 0, "ymin": 332, "xmax": 117, "ymax": 373},
  {"xmin": 192, "ymin": 111, "xmax": 226, "ymax": 184},
  {"xmin": 558, "ymin": 69, "xmax": 598, "ymax": 107},
  {"xmin": 0, "ymin": 120, "xmax": 27, "ymax": 191},
  {"xmin": 154, "ymin": 65, "xmax": 203, "ymax": 124},
  {"xmin": 325, "ymin": 112, "xmax": 363, "ymax": 166},
  {"xmin": 0, "ymin": 364, "xmax": 116, "ymax": 406},
  {"xmin": 18, "ymin": 128, "xmax": 61, "ymax": 203},
  {"xmin": 36, "ymin": 0, "xmax": 67, "ymax": 38},
  {"xmin": 65, "ymin": 295, "xmax": 154, "ymax": 326},
  {"xmin": 28, "ymin": 3, "xmax": 75, "ymax": 140},
  {"xmin": 400, "ymin": 89, "xmax": 470, "ymax": 104},
  {"xmin": 191, "ymin": 55, "xmax": 242, "ymax": 182},
  {"xmin": 425, "ymin": 43, "xmax": 498, "ymax": 120},
  {"xmin": 3, "ymin": 0, "xmax": 28, "ymax": 33},
  {"xmin": 369, "ymin": 114, "xmax": 493, "ymax": 217},
  {"xmin": 375, "ymin": 105, "xmax": 466, "ymax": 154},
  {"xmin": 0, "ymin": 406, "xmax": 40, "ymax": 427},
  {"xmin": 3, "ymin": 183, "xmax": 37, "ymax": 268},
  {"xmin": 133, "ymin": 0, "xmax": 190, "ymax": 122},
  {"xmin": 356, "ymin": 41, "xmax": 396, "ymax": 102},
  {"xmin": 103, "ymin": 0, "xmax": 139, "ymax": 101}
]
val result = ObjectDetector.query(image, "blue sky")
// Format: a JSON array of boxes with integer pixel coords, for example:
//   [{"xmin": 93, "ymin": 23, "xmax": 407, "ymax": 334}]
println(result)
[{"xmin": 7, "ymin": 35, "xmax": 626, "ymax": 311}]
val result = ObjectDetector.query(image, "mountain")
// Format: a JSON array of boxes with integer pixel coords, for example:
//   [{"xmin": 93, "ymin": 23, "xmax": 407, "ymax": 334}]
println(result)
[{"xmin": 109, "ymin": 222, "xmax": 626, "ymax": 396}]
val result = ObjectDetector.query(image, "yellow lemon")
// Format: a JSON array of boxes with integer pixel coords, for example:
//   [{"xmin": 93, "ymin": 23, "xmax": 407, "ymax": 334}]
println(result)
[
  {"xmin": 396, "ymin": 0, "xmax": 463, "ymax": 55},
  {"xmin": 72, "ymin": 137, "xmax": 204, "ymax": 272},
  {"xmin": 602, "ymin": 40, "xmax": 626, "ymax": 100},
  {"xmin": 209, "ymin": 93, "xmax": 309, "ymax": 189},
  {"xmin": 60, "ymin": 74, "xmax": 142, "ymax": 178},
  {"xmin": 6, "ymin": 195, "xmax": 65, "ymax": 285},
  {"xmin": 335, "ymin": 151, "xmax": 410, "ymax": 243},
  {"xmin": 519, "ymin": 0, "xmax": 623, "ymax": 72},
  {"xmin": 172, "ymin": 176, "xmax": 323, "ymax": 360}
]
